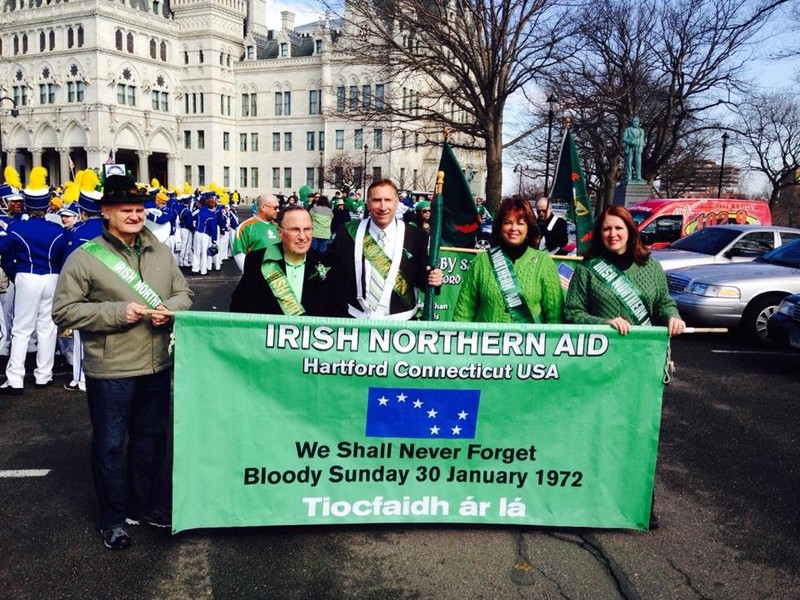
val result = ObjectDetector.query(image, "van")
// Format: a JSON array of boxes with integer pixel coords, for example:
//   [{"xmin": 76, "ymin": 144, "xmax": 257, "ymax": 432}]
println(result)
[{"xmin": 629, "ymin": 198, "xmax": 772, "ymax": 249}]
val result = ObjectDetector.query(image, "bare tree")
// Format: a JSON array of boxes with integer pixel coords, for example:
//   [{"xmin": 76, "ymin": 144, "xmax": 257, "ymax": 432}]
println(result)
[
  {"xmin": 323, "ymin": 152, "xmax": 364, "ymax": 193},
  {"xmin": 325, "ymin": 0, "xmax": 577, "ymax": 209},
  {"xmin": 533, "ymin": 0, "xmax": 787, "ymax": 209},
  {"xmin": 731, "ymin": 91, "xmax": 800, "ymax": 212}
]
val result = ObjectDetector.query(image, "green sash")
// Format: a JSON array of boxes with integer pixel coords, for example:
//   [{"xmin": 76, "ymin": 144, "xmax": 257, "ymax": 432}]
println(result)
[
  {"xmin": 488, "ymin": 247, "xmax": 537, "ymax": 324},
  {"xmin": 259, "ymin": 248, "xmax": 305, "ymax": 317},
  {"xmin": 345, "ymin": 221, "xmax": 415, "ymax": 309},
  {"xmin": 82, "ymin": 241, "xmax": 164, "ymax": 309},
  {"xmin": 585, "ymin": 257, "xmax": 652, "ymax": 326}
]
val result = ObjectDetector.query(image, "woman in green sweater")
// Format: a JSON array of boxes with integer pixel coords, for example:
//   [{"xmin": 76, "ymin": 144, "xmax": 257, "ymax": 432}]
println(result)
[
  {"xmin": 453, "ymin": 197, "xmax": 563, "ymax": 324},
  {"xmin": 564, "ymin": 205, "xmax": 685, "ymax": 336}
]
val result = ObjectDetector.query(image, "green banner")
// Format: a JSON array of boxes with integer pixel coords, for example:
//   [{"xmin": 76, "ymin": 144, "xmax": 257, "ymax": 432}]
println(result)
[{"xmin": 173, "ymin": 313, "xmax": 668, "ymax": 532}]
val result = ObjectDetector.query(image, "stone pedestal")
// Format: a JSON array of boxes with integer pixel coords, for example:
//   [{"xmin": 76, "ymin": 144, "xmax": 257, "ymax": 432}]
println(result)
[{"xmin": 613, "ymin": 181, "xmax": 652, "ymax": 207}]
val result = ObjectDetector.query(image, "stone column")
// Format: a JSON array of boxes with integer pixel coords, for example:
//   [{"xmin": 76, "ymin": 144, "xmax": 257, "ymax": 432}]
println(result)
[
  {"xmin": 167, "ymin": 153, "xmax": 181, "ymax": 188},
  {"xmin": 137, "ymin": 150, "xmax": 150, "ymax": 183},
  {"xmin": 57, "ymin": 147, "xmax": 71, "ymax": 184},
  {"xmin": 31, "ymin": 149, "xmax": 42, "ymax": 168}
]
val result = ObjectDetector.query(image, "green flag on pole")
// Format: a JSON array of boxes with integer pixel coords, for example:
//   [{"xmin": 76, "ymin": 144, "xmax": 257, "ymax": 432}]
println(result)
[
  {"xmin": 437, "ymin": 142, "xmax": 481, "ymax": 248},
  {"xmin": 550, "ymin": 129, "xmax": 594, "ymax": 255}
]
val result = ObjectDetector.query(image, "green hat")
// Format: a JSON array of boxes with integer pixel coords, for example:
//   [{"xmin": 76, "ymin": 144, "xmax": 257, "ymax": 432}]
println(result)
[{"xmin": 415, "ymin": 200, "xmax": 431, "ymax": 211}]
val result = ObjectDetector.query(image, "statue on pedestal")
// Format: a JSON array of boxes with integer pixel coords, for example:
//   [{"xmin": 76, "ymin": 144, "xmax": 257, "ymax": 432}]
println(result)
[{"xmin": 622, "ymin": 116, "xmax": 645, "ymax": 183}]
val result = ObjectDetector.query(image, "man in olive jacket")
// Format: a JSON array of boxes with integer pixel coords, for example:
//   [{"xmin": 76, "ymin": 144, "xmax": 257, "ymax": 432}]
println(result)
[{"xmin": 52, "ymin": 175, "xmax": 193, "ymax": 550}]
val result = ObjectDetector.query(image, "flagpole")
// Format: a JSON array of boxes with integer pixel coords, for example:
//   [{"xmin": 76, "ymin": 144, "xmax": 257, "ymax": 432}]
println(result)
[{"xmin": 422, "ymin": 170, "xmax": 444, "ymax": 321}]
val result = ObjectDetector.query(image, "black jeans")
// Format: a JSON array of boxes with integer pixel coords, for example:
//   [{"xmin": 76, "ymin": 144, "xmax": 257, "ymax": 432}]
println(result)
[{"xmin": 85, "ymin": 369, "xmax": 171, "ymax": 529}]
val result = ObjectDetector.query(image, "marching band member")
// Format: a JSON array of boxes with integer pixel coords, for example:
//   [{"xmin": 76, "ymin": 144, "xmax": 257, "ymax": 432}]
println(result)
[{"xmin": 0, "ymin": 167, "xmax": 67, "ymax": 395}]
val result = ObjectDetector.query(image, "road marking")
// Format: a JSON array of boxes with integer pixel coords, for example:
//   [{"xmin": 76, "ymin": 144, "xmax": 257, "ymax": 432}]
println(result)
[
  {"xmin": 711, "ymin": 350, "xmax": 790, "ymax": 355},
  {"xmin": 0, "ymin": 469, "xmax": 51, "ymax": 478}
]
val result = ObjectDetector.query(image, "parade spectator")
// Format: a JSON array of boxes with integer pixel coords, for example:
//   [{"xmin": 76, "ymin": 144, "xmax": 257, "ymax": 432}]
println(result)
[
  {"xmin": 0, "ymin": 167, "xmax": 67, "ymax": 395},
  {"xmin": 230, "ymin": 206, "xmax": 333, "ymax": 316},
  {"xmin": 52, "ymin": 174, "xmax": 193, "ymax": 550},
  {"xmin": 475, "ymin": 196, "xmax": 491, "ymax": 222},
  {"xmin": 330, "ymin": 197, "xmax": 351, "ymax": 239},
  {"xmin": 328, "ymin": 178, "xmax": 442, "ymax": 320},
  {"xmin": 535, "ymin": 196, "xmax": 569, "ymax": 255},
  {"xmin": 412, "ymin": 200, "xmax": 432, "ymax": 234},
  {"xmin": 309, "ymin": 195, "xmax": 334, "ymax": 253},
  {"xmin": 453, "ymin": 196, "xmax": 563, "ymax": 324},
  {"xmin": 232, "ymin": 194, "xmax": 281, "ymax": 271}
]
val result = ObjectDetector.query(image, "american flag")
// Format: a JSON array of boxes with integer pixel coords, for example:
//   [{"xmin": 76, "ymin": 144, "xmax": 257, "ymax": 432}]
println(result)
[
  {"xmin": 68, "ymin": 155, "xmax": 75, "ymax": 177},
  {"xmin": 365, "ymin": 387, "xmax": 480, "ymax": 439},
  {"xmin": 105, "ymin": 149, "xmax": 115, "ymax": 164},
  {"xmin": 557, "ymin": 261, "xmax": 574, "ymax": 291}
]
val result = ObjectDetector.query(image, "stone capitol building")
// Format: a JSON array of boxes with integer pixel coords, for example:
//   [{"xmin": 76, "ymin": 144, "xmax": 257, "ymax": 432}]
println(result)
[{"xmin": 0, "ymin": 0, "xmax": 481, "ymax": 198}]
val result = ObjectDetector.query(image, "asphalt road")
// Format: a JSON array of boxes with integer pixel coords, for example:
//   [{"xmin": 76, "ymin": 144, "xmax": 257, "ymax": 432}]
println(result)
[{"xmin": 1, "ymin": 246, "xmax": 799, "ymax": 599}]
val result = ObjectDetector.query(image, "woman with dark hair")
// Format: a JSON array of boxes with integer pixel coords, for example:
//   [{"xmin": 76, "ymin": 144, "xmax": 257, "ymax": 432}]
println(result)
[
  {"xmin": 565, "ymin": 205, "xmax": 685, "ymax": 336},
  {"xmin": 453, "ymin": 197, "xmax": 563, "ymax": 323}
]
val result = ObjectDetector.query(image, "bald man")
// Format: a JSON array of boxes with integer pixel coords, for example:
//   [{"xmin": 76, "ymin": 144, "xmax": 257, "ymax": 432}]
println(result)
[{"xmin": 232, "ymin": 193, "xmax": 281, "ymax": 271}]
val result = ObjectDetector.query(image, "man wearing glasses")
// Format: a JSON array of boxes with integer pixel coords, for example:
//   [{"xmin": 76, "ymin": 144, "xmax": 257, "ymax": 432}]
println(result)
[
  {"xmin": 230, "ymin": 206, "xmax": 333, "ymax": 316},
  {"xmin": 535, "ymin": 196, "xmax": 569, "ymax": 256},
  {"xmin": 232, "ymin": 193, "xmax": 281, "ymax": 272}
]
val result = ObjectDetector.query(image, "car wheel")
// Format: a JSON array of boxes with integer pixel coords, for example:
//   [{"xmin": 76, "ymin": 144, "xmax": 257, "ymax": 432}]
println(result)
[
  {"xmin": 741, "ymin": 294, "xmax": 784, "ymax": 346},
  {"xmin": 474, "ymin": 236, "xmax": 491, "ymax": 250}
]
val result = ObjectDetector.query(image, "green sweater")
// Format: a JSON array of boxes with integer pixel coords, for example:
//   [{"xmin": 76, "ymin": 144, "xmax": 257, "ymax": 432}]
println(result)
[
  {"xmin": 564, "ymin": 257, "xmax": 679, "ymax": 326},
  {"xmin": 453, "ymin": 247, "xmax": 564, "ymax": 323}
]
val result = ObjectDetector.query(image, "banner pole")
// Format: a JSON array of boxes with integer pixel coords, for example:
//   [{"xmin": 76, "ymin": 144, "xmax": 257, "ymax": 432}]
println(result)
[{"xmin": 422, "ymin": 171, "xmax": 445, "ymax": 321}]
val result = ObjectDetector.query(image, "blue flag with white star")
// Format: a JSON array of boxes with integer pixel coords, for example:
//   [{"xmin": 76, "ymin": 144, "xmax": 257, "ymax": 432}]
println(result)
[{"xmin": 365, "ymin": 387, "xmax": 480, "ymax": 439}]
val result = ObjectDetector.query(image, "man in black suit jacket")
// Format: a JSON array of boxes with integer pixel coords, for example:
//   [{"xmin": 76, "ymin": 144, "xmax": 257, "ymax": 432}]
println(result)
[
  {"xmin": 230, "ymin": 207, "xmax": 332, "ymax": 316},
  {"xmin": 328, "ymin": 179, "xmax": 442, "ymax": 319}
]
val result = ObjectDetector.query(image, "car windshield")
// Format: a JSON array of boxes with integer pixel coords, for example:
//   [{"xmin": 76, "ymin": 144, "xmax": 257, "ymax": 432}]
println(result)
[
  {"xmin": 667, "ymin": 227, "xmax": 741, "ymax": 255},
  {"xmin": 756, "ymin": 238, "xmax": 800, "ymax": 268},
  {"xmin": 630, "ymin": 210, "xmax": 649, "ymax": 226}
]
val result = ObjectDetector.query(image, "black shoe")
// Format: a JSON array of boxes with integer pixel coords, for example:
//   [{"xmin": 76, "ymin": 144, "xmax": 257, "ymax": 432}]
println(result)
[
  {"xmin": 35, "ymin": 380, "xmax": 53, "ymax": 389},
  {"xmin": 649, "ymin": 511, "xmax": 660, "ymax": 530},
  {"xmin": 126, "ymin": 506, "xmax": 171, "ymax": 529},
  {"xmin": 0, "ymin": 381, "xmax": 23, "ymax": 396},
  {"xmin": 101, "ymin": 526, "xmax": 131, "ymax": 550}
]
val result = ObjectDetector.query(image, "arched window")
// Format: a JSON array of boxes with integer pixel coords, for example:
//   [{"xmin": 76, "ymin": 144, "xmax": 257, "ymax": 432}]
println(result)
[
  {"xmin": 199, "ymin": 49, "xmax": 204, "ymax": 63},
  {"xmin": 49, "ymin": 31, "xmax": 55, "ymax": 51},
  {"xmin": 22, "ymin": 34, "xmax": 28, "ymax": 54},
  {"xmin": 127, "ymin": 32, "xmax": 134, "ymax": 54},
  {"xmin": 14, "ymin": 35, "xmax": 19, "ymax": 55},
  {"xmin": 68, "ymin": 27, "xmax": 74, "ymax": 49},
  {"xmin": 160, "ymin": 41, "xmax": 167, "ymax": 62},
  {"xmin": 150, "ymin": 38, "xmax": 157, "ymax": 59},
  {"xmin": 77, "ymin": 26, "xmax": 84, "ymax": 47},
  {"xmin": 40, "ymin": 32, "xmax": 46, "ymax": 52},
  {"xmin": 184, "ymin": 50, "xmax": 189, "ymax": 64},
  {"xmin": 116, "ymin": 30, "xmax": 123, "ymax": 51}
]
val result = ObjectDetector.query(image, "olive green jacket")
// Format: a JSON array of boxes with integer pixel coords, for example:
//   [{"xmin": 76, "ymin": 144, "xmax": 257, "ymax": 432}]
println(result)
[{"xmin": 52, "ymin": 226, "xmax": 193, "ymax": 379}]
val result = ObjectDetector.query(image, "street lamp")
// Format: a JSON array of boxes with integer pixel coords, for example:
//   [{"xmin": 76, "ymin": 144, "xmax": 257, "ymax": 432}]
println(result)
[
  {"xmin": 717, "ymin": 131, "xmax": 729, "ymax": 199},
  {"xmin": 0, "ymin": 96, "xmax": 19, "ymax": 174},
  {"xmin": 544, "ymin": 93, "xmax": 558, "ymax": 195},
  {"xmin": 514, "ymin": 164, "xmax": 523, "ymax": 195},
  {"xmin": 362, "ymin": 143, "xmax": 368, "ymax": 200}
]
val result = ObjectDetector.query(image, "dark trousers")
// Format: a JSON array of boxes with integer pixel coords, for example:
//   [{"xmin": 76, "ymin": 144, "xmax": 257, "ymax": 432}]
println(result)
[{"xmin": 85, "ymin": 369, "xmax": 171, "ymax": 529}]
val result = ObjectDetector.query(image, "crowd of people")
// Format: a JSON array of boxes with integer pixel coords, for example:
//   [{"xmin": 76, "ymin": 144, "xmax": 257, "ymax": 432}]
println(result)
[{"xmin": 0, "ymin": 162, "xmax": 684, "ymax": 549}]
